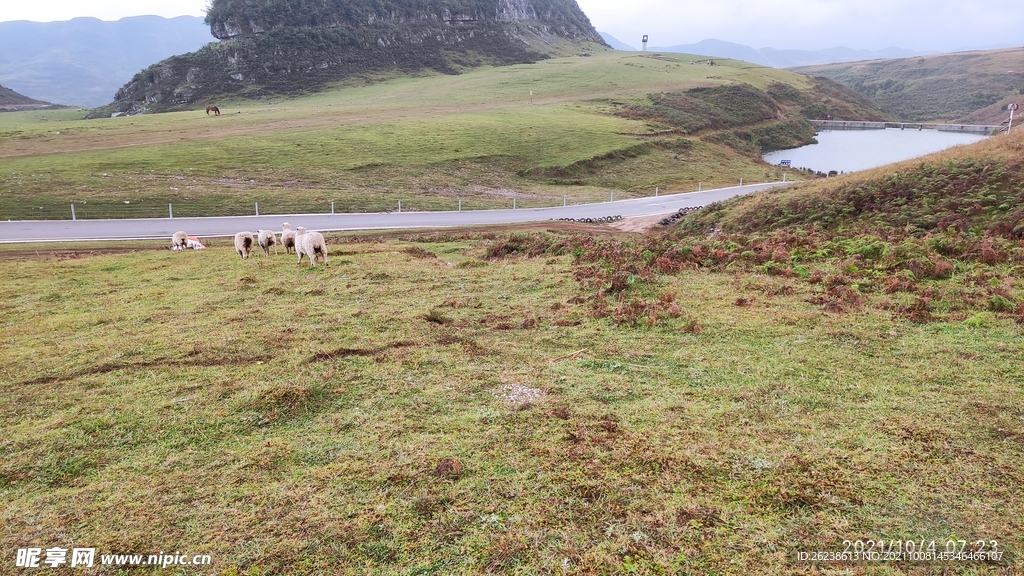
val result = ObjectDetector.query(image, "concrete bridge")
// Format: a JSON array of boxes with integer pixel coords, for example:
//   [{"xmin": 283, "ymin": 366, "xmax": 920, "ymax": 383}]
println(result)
[{"xmin": 809, "ymin": 120, "xmax": 1001, "ymax": 135}]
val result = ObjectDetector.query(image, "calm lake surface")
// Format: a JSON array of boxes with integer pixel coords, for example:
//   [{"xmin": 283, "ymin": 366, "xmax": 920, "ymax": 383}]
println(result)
[{"xmin": 763, "ymin": 128, "xmax": 989, "ymax": 173}]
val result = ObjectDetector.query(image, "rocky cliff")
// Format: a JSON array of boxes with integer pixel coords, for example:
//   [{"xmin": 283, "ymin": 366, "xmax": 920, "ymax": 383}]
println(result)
[{"xmin": 95, "ymin": 0, "xmax": 605, "ymax": 116}]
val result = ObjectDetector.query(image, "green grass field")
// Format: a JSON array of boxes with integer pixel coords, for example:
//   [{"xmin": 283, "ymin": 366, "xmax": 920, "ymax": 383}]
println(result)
[
  {"xmin": 4, "ymin": 45, "xmax": 1021, "ymax": 575},
  {"xmin": 1, "ymin": 231, "xmax": 1021, "ymax": 574},
  {"xmin": 0, "ymin": 52, "xmax": 807, "ymax": 220}
]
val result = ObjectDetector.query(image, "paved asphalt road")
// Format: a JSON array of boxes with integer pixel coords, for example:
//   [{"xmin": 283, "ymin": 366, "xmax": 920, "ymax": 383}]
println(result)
[{"xmin": 0, "ymin": 182, "xmax": 788, "ymax": 243}]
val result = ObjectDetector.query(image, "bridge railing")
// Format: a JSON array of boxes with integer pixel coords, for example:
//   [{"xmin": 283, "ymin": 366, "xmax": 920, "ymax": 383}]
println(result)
[{"xmin": 809, "ymin": 119, "xmax": 1000, "ymax": 135}]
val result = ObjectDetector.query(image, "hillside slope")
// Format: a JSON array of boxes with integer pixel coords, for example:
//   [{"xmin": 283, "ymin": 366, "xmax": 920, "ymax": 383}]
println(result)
[
  {"xmin": 682, "ymin": 129, "xmax": 1024, "ymax": 238},
  {"xmin": 96, "ymin": 0, "xmax": 607, "ymax": 116},
  {"xmin": 0, "ymin": 84, "xmax": 60, "ymax": 111},
  {"xmin": 0, "ymin": 16, "xmax": 214, "ymax": 108},
  {"xmin": 2, "ymin": 51, "xmax": 886, "ymax": 220},
  {"xmin": 792, "ymin": 48, "xmax": 1024, "ymax": 123},
  {"xmin": 0, "ymin": 85, "xmax": 43, "ymax": 105}
]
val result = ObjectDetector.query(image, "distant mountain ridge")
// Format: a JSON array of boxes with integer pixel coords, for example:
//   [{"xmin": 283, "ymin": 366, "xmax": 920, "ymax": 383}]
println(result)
[
  {"xmin": 599, "ymin": 33, "xmax": 635, "ymax": 51},
  {"xmin": 0, "ymin": 16, "xmax": 214, "ymax": 108},
  {"xmin": 0, "ymin": 84, "xmax": 43, "ymax": 105},
  {"xmin": 0, "ymin": 83, "xmax": 62, "ymax": 111},
  {"xmin": 597, "ymin": 34, "xmax": 931, "ymax": 68}
]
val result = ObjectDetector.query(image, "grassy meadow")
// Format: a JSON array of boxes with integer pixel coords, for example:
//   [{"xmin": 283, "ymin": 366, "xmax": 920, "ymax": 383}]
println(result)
[
  {"xmin": 3, "ymin": 41, "xmax": 1022, "ymax": 576},
  {"xmin": 0, "ymin": 51, "xmax": 804, "ymax": 220},
  {"xmin": 0, "ymin": 227, "xmax": 1021, "ymax": 574}
]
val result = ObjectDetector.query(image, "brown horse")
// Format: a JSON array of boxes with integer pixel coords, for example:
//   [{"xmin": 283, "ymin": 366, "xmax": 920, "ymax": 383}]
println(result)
[{"xmin": 206, "ymin": 105, "xmax": 221, "ymax": 116}]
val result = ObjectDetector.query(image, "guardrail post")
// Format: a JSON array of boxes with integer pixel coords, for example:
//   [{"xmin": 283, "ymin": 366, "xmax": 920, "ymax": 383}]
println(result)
[
  {"xmin": 563, "ymin": 195, "xmax": 567, "ymax": 206},
  {"xmin": 513, "ymin": 198, "xmax": 517, "ymax": 210},
  {"xmin": 783, "ymin": 172, "xmax": 787, "ymax": 182},
  {"xmin": 71, "ymin": 204, "xmax": 76, "ymax": 220},
  {"xmin": 255, "ymin": 202, "xmax": 259, "ymax": 216},
  {"xmin": 169, "ymin": 203, "xmax": 173, "ymax": 218},
  {"xmin": 698, "ymin": 182, "xmax": 702, "ymax": 192},
  {"xmin": 458, "ymin": 199, "xmax": 462, "ymax": 211},
  {"xmin": 398, "ymin": 201, "xmax": 401, "ymax": 213},
  {"xmin": 655, "ymin": 187, "xmax": 659, "ymax": 197},
  {"xmin": 610, "ymin": 191, "xmax": 614, "ymax": 202},
  {"xmin": 331, "ymin": 202, "xmax": 335, "ymax": 214},
  {"xmin": 739, "ymin": 178, "xmax": 743, "ymax": 186}
]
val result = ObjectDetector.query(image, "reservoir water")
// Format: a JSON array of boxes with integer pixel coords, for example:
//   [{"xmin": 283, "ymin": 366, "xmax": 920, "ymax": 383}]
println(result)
[{"xmin": 763, "ymin": 128, "xmax": 989, "ymax": 174}]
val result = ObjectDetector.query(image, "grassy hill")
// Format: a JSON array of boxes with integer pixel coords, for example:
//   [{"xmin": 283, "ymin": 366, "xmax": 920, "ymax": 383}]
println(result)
[
  {"xmin": 670, "ymin": 129, "xmax": 1024, "ymax": 323},
  {"xmin": 0, "ymin": 51, "xmax": 880, "ymax": 220},
  {"xmin": 682, "ymin": 128, "xmax": 1024, "ymax": 238},
  {"xmin": 792, "ymin": 47, "xmax": 1024, "ymax": 123},
  {"xmin": 95, "ymin": 0, "xmax": 607, "ymax": 116}
]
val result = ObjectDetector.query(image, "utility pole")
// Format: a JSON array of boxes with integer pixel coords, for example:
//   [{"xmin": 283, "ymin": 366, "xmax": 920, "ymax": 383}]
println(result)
[{"xmin": 1009, "ymin": 103, "xmax": 1019, "ymax": 134}]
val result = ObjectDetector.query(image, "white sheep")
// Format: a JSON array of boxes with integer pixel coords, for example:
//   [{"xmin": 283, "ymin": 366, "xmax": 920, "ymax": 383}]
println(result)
[
  {"xmin": 280, "ymin": 222, "xmax": 296, "ymax": 254},
  {"xmin": 257, "ymin": 229, "xmax": 278, "ymax": 256},
  {"xmin": 234, "ymin": 231, "xmax": 254, "ymax": 260},
  {"xmin": 295, "ymin": 226, "xmax": 329, "ymax": 267},
  {"xmin": 171, "ymin": 230, "xmax": 188, "ymax": 251}
]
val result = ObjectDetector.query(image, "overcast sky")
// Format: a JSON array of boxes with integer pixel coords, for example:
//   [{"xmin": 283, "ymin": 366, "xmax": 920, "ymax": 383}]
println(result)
[{"xmin": 0, "ymin": 0, "xmax": 1020, "ymax": 52}]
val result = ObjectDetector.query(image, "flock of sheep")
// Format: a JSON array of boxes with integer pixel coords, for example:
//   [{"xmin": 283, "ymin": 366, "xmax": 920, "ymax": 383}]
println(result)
[{"xmin": 171, "ymin": 223, "xmax": 329, "ymax": 266}]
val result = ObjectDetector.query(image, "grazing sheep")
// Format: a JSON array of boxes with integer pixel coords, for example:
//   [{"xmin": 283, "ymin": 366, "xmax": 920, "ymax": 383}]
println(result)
[
  {"xmin": 171, "ymin": 230, "xmax": 188, "ymax": 251},
  {"xmin": 258, "ymin": 229, "xmax": 278, "ymax": 256},
  {"xmin": 280, "ymin": 222, "xmax": 296, "ymax": 254},
  {"xmin": 295, "ymin": 226, "xmax": 329, "ymax": 267},
  {"xmin": 234, "ymin": 231, "xmax": 254, "ymax": 260}
]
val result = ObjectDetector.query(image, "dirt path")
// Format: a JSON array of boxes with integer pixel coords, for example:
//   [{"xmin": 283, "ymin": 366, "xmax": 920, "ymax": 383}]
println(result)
[{"xmin": 607, "ymin": 213, "xmax": 671, "ymax": 233}]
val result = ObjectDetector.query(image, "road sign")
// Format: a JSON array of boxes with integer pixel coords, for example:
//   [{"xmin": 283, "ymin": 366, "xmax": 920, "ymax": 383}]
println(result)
[
  {"xmin": 1010, "ymin": 103, "xmax": 1020, "ymax": 111},
  {"xmin": 779, "ymin": 160, "xmax": 791, "ymax": 167}
]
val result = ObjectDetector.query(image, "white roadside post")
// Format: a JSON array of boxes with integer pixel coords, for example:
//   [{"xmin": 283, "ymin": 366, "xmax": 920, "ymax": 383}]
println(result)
[{"xmin": 1009, "ymin": 103, "xmax": 1019, "ymax": 134}]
